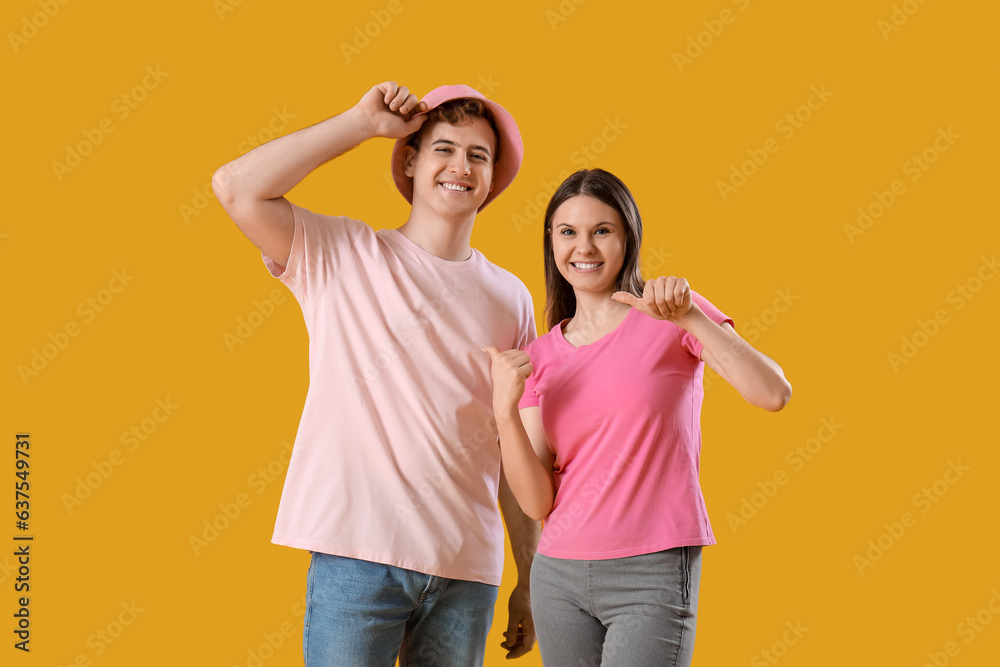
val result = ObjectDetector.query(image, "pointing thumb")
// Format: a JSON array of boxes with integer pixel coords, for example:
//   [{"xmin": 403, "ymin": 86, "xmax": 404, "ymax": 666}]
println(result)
[
  {"xmin": 482, "ymin": 346, "xmax": 501, "ymax": 359},
  {"xmin": 612, "ymin": 291, "xmax": 636, "ymax": 307}
]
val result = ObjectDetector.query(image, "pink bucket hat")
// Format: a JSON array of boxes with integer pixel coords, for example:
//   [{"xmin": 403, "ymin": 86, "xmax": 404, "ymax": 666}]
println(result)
[{"xmin": 390, "ymin": 84, "xmax": 523, "ymax": 211}]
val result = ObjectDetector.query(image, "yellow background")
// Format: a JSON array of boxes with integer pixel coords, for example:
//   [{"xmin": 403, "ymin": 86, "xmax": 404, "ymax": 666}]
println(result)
[{"xmin": 4, "ymin": 0, "xmax": 999, "ymax": 665}]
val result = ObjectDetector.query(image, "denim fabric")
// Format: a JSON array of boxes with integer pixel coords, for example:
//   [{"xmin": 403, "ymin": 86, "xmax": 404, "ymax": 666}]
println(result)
[
  {"xmin": 303, "ymin": 552, "xmax": 498, "ymax": 667},
  {"xmin": 531, "ymin": 546, "xmax": 702, "ymax": 667}
]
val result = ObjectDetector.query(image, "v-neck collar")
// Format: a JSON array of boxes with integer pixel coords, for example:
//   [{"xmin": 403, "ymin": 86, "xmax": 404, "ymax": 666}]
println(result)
[{"xmin": 555, "ymin": 307, "xmax": 638, "ymax": 351}]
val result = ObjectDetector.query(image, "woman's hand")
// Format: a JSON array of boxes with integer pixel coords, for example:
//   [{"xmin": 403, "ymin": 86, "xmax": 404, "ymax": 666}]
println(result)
[
  {"xmin": 613, "ymin": 276, "xmax": 698, "ymax": 326},
  {"xmin": 483, "ymin": 346, "xmax": 533, "ymax": 415}
]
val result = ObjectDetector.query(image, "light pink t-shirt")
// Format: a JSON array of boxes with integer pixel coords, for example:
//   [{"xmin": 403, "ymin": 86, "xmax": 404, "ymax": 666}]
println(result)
[
  {"xmin": 518, "ymin": 292, "xmax": 732, "ymax": 560},
  {"xmin": 263, "ymin": 204, "xmax": 535, "ymax": 585}
]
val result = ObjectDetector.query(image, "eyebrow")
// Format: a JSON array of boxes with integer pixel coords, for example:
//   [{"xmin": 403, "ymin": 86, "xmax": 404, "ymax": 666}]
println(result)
[
  {"xmin": 430, "ymin": 139, "xmax": 492, "ymax": 157},
  {"xmin": 554, "ymin": 220, "xmax": 618, "ymax": 229}
]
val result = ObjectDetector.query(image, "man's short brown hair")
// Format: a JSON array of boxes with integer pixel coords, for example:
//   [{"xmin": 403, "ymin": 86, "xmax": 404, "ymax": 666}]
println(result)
[{"xmin": 407, "ymin": 98, "xmax": 501, "ymax": 162}]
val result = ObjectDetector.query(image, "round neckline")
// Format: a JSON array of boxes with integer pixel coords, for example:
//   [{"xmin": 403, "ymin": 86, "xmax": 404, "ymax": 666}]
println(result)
[
  {"xmin": 556, "ymin": 306, "xmax": 637, "ymax": 350},
  {"xmin": 383, "ymin": 228, "xmax": 480, "ymax": 269}
]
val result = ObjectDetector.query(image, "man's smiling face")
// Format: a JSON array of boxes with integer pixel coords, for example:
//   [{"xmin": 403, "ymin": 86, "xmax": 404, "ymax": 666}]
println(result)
[{"xmin": 404, "ymin": 117, "xmax": 497, "ymax": 216}]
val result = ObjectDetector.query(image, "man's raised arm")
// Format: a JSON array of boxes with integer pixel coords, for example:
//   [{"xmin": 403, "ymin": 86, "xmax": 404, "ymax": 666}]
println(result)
[{"xmin": 212, "ymin": 82, "xmax": 427, "ymax": 266}]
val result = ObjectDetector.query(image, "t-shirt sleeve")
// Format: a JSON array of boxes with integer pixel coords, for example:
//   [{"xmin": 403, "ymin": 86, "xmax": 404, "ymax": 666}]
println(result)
[
  {"xmin": 517, "ymin": 291, "xmax": 537, "ymax": 350},
  {"xmin": 519, "ymin": 338, "xmax": 542, "ymax": 409},
  {"xmin": 261, "ymin": 203, "xmax": 370, "ymax": 306},
  {"xmin": 679, "ymin": 290, "xmax": 736, "ymax": 359}
]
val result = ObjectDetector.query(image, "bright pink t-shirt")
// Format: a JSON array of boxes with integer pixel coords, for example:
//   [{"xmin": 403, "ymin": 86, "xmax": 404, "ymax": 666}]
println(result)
[
  {"xmin": 263, "ymin": 204, "xmax": 535, "ymax": 585},
  {"xmin": 518, "ymin": 292, "xmax": 732, "ymax": 560}
]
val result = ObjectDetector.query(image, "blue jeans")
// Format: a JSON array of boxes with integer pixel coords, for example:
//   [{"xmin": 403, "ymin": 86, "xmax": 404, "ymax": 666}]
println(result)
[
  {"xmin": 531, "ymin": 546, "xmax": 702, "ymax": 667},
  {"xmin": 303, "ymin": 552, "xmax": 498, "ymax": 667}
]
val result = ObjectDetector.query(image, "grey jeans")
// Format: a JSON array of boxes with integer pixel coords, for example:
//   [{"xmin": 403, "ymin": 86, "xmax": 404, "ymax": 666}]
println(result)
[{"xmin": 530, "ymin": 546, "xmax": 702, "ymax": 667}]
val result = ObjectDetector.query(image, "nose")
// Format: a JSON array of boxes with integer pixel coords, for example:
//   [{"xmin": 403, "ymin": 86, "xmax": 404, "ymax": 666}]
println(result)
[
  {"xmin": 448, "ymin": 152, "xmax": 471, "ymax": 177},
  {"xmin": 575, "ymin": 237, "xmax": 596, "ymax": 256}
]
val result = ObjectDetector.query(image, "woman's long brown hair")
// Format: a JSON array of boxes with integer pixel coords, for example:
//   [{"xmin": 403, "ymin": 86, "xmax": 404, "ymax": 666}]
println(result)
[{"xmin": 543, "ymin": 169, "xmax": 647, "ymax": 331}]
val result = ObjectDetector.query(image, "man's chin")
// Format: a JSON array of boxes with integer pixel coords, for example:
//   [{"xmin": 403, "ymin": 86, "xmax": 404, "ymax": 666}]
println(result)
[{"xmin": 426, "ymin": 194, "xmax": 486, "ymax": 219}]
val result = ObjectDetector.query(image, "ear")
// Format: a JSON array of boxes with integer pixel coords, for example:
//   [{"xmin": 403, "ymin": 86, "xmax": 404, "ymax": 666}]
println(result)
[
  {"xmin": 403, "ymin": 145, "xmax": 418, "ymax": 178},
  {"xmin": 488, "ymin": 161, "xmax": 496, "ymax": 193}
]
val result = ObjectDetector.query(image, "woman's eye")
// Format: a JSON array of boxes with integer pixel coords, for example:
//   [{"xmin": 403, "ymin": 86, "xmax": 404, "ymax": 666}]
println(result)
[
  {"xmin": 435, "ymin": 147, "xmax": 452, "ymax": 153},
  {"xmin": 472, "ymin": 154, "xmax": 487, "ymax": 161}
]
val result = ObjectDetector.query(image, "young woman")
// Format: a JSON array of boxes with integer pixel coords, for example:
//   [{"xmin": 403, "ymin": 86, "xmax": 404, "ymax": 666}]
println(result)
[{"xmin": 485, "ymin": 169, "xmax": 792, "ymax": 666}]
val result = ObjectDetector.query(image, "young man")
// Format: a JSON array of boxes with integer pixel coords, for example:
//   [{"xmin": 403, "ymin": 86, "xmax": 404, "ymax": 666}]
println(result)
[{"xmin": 212, "ymin": 82, "xmax": 539, "ymax": 665}]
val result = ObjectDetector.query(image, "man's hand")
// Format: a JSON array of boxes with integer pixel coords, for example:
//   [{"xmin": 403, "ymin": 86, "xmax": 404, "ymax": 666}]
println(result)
[
  {"xmin": 500, "ymin": 581, "xmax": 535, "ymax": 659},
  {"xmin": 353, "ymin": 81, "xmax": 428, "ymax": 139},
  {"xmin": 613, "ymin": 275, "xmax": 698, "ymax": 327}
]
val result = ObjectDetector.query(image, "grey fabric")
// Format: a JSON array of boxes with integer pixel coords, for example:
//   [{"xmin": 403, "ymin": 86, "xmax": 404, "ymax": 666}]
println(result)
[{"xmin": 530, "ymin": 546, "xmax": 702, "ymax": 666}]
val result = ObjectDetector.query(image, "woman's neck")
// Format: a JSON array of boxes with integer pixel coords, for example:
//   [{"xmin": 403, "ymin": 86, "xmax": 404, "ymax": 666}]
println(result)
[{"xmin": 563, "ymin": 289, "xmax": 631, "ymax": 343}]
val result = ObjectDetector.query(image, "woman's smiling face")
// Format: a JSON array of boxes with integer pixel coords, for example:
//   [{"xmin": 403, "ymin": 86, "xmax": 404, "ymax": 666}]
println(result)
[{"xmin": 549, "ymin": 195, "xmax": 627, "ymax": 296}]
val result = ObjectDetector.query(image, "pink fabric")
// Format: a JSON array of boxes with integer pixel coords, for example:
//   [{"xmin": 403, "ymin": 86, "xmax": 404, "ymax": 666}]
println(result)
[
  {"xmin": 263, "ymin": 204, "xmax": 535, "ymax": 585},
  {"xmin": 518, "ymin": 292, "xmax": 733, "ymax": 559}
]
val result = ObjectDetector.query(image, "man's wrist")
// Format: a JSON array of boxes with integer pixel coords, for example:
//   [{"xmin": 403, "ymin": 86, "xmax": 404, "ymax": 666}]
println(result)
[
  {"xmin": 513, "ymin": 543, "xmax": 537, "ymax": 579},
  {"xmin": 342, "ymin": 105, "xmax": 378, "ymax": 143}
]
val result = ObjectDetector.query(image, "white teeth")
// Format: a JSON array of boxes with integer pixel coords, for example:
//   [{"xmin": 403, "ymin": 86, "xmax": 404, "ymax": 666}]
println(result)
[
  {"xmin": 573, "ymin": 262, "xmax": 602, "ymax": 270},
  {"xmin": 441, "ymin": 183, "xmax": 470, "ymax": 191}
]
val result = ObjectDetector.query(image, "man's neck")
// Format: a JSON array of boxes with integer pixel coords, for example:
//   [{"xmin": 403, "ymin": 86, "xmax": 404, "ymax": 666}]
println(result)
[{"xmin": 397, "ymin": 204, "xmax": 476, "ymax": 261}]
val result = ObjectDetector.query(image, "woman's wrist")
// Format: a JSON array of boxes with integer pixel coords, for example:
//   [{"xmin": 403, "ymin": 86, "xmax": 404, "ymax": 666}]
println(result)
[{"xmin": 494, "ymin": 403, "xmax": 520, "ymax": 423}]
